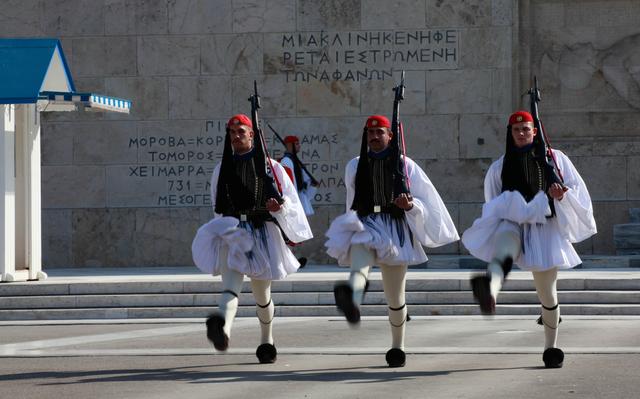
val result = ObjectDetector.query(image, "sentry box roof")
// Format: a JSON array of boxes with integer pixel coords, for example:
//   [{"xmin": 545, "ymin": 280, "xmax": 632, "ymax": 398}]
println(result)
[{"xmin": 0, "ymin": 38, "xmax": 130, "ymax": 113}]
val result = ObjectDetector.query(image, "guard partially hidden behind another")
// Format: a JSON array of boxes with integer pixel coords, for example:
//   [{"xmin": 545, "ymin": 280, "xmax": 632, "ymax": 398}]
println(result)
[{"xmin": 280, "ymin": 134, "xmax": 318, "ymax": 267}]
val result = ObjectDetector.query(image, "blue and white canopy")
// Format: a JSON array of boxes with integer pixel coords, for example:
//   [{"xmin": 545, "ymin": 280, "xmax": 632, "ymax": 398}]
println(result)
[
  {"xmin": 0, "ymin": 38, "xmax": 131, "ymax": 114},
  {"xmin": 39, "ymin": 91, "xmax": 131, "ymax": 114}
]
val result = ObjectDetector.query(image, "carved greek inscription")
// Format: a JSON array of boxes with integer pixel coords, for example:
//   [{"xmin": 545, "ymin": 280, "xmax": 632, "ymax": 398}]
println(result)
[
  {"xmin": 120, "ymin": 121, "xmax": 347, "ymax": 207},
  {"xmin": 277, "ymin": 29, "xmax": 458, "ymax": 82},
  {"xmin": 125, "ymin": 123, "xmax": 225, "ymax": 207}
]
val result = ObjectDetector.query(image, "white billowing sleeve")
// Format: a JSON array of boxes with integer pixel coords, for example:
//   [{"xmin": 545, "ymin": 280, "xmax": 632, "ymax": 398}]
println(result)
[
  {"xmin": 302, "ymin": 165, "xmax": 317, "ymax": 198},
  {"xmin": 344, "ymin": 158, "xmax": 359, "ymax": 213},
  {"xmin": 279, "ymin": 156, "xmax": 298, "ymax": 190},
  {"xmin": 403, "ymin": 157, "xmax": 460, "ymax": 247},
  {"xmin": 551, "ymin": 150, "xmax": 597, "ymax": 243},
  {"xmin": 484, "ymin": 158, "xmax": 503, "ymax": 202},
  {"xmin": 209, "ymin": 163, "xmax": 222, "ymax": 217},
  {"xmin": 269, "ymin": 160, "xmax": 313, "ymax": 243}
]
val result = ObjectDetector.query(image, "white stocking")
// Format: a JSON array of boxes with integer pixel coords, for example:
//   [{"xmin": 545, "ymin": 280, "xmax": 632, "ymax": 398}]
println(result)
[
  {"xmin": 218, "ymin": 245, "xmax": 245, "ymax": 337},
  {"xmin": 488, "ymin": 221, "xmax": 521, "ymax": 299},
  {"xmin": 533, "ymin": 268, "xmax": 560, "ymax": 349},
  {"xmin": 380, "ymin": 264, "xmax": 408, "ymax": 350},
  {"xmin": 251, "ymin": 278, "xmax": 274, "ymax": 345},
  {"xmin": 349, "ymin": 244, "xmax": 373, "ymax": 306}
]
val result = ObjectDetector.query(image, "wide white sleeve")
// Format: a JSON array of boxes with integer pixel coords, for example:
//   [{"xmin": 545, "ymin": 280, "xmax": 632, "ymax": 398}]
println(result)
[
  {"xmin": 269, "ymin": 160, "xmax": 313, "ymax": 243},
  {"xmin": 552, "ymin": 150, "xmax": 597, "ymax": 243},
  {"xmin": 404, "ymin": 158, "xmax": 460, "ymax": 247},
  {"xmin": 484, "ymin": 157, "xmax": 503, "ymax": 202},
  {"xmin": 209, "ymin": 163, "xmax": 222, "ymax": 218},
  {"xmin": 279, "ymin": 156, "xmax": 298, "ymax": 190},
  {"xmin": 302, "ymin": 165, "xmax": 317, "ymax": 198},
  {"xmin": 344, "ymin": 158, "xmax": 359, "ymax": 213}
]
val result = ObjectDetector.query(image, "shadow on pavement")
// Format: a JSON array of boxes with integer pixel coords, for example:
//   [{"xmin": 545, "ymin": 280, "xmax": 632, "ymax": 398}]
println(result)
[{"xmin": 0, "ymin": 363, "xmax": 534, "ymax": 386}]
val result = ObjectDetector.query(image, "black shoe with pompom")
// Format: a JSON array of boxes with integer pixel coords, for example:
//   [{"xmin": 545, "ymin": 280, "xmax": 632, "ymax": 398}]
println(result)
[
  {"xmin": 334, "ymin": 283, "xmax": 361, "ymax": 324},
  {"xmin": 256, "ymin": 343, "xmax": 277, "ymax": 364},
  {"xmin": 206, "ymin": 314, "xmax": 229, "ymax": 351},
  {"xmin": 385, "ymin": 348, "xmax": 406, "ymax": 368},
  {"xmin": 543, "ymin": 347, "xmax": 564, "ymax": 368},
  {"xmin": 471, "ymin": 275, "xmax": 496, "ymax": 315}
]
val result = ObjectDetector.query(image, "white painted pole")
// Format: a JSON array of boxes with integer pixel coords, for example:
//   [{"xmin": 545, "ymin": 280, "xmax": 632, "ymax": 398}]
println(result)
[
  {"xmin": 25, "ymin": 104, "xmax": 44, "ymax": 280},
  {"xmin": 1, "ymin": 105, "xmax": 16, "ymax": 282}
]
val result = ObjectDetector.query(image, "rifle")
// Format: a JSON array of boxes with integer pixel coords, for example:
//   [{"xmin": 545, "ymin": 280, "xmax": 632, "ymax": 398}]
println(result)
[
  {"xmin": 248, "ymin": 81, "xmax": 284, "ymax": 204},
  {"xmin": 528, "ymin": 76, "xmax": 565, "ymax": 188},
  {"xmin": 390, "ymin": 70, "xmax": 411, "ymax": 197},
  {"xmin": 266, "ymin": 123, "xmax": 319, "ymax": 187}
]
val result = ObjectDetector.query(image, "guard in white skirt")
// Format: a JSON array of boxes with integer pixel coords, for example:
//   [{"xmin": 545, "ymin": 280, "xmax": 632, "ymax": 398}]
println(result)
[
  {"xmin": 462, "ymin": 110, "xmax": 597, "ymax": 368},
  {"xmin": 191, "ymin": 114, "xmax": 312, "ymax": 364},
  {"xmin": 280, "ymin": 135, "xmax": 317, "ymax": 217},
  {"xmin": 325, "ymin": 115, "xmax": 459, "ymax": 367},
  {"xmin": 280, "ymin": 135, "xmax": 318, "ymax": 268}
]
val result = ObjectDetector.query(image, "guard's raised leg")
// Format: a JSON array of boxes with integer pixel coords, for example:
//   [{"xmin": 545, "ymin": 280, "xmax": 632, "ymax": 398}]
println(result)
[
  {"xmin": 207, "ymin": 246, "xmax": 244, "ymax": 351},
  {"xmin": 334, "ymin": 244, "xmax": 373, "ymax": 324},
  {"xmin": 472, "ymin": 222, "xmax": 520, "ymax": 314}
]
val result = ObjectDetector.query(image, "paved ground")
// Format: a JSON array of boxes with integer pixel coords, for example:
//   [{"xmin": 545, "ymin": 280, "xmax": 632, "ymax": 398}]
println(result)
[{"xmin": 1, "ymin": 316, "xmax": 639, "ymax": 399}]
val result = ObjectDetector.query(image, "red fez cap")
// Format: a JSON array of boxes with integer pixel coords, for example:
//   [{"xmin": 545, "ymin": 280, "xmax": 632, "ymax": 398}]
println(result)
[
  {"xmin": 365, "ymin": 115, "xmax": 391, "ymax": 129},
  {"xmin": 508, "ymin": 111, "xmax": 534, "ymax": 126},
  {"xmin": 283, "ymin": 135, "xmax": 299, "ymax": 144},
  {"xmin": 227, "ymin": 114, "xmax": 253, "ymax": 128}
]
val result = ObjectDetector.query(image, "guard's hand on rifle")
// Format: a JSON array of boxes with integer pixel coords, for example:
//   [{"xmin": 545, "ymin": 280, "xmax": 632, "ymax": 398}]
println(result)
[
  {"xmin": 547, "ymin": 183, "xmax": 568, "ymax": 201},
  {"xmin": 266, "ymin": 198, "xmax": 282, "ymax": 212},
  {"xmin": 394, "ymin": 193, "xmax": 413, "ymax": 211}
]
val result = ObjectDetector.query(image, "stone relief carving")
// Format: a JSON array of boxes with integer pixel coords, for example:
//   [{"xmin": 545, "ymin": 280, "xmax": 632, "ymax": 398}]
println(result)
[{"xmin": 541, "ymin": 34, "xmax": 640, "ymax": 109}]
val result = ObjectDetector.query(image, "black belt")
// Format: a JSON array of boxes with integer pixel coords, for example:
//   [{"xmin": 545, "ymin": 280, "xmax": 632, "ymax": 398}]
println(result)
[
  {"xmin": 226, "ymin": 210, "xmax": 274, "ymax": 223},
  {"xmin": 372, "ymin": 205, "xmax": 397, "ymax": 214}
]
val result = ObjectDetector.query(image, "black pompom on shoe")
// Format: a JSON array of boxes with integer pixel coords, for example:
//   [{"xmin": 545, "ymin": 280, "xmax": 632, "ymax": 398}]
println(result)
[
  {"xmin": 256, "ymin": 343, "xmax": 277, "ymax": 364},
  {"xmin": 385, "ymin": 348, "xmax": 406, "ymax": 368},
  {"xmin": 543, "ymin": 347, "xmax": 564, "ymax": 368},
  {"xmin": 333, "ymin": 283, "xmax": 361, "ymax": 324},
  {"xmin": 471, "ymin": 275, "xmax": 496, "ymax": 315},
  {"xmin": 297, "ymin": 257, "xmax": 307, "ymax": 268},
  {"xmin": 206, "ymin": 314, "xmax": 229, "ymax": 351}
]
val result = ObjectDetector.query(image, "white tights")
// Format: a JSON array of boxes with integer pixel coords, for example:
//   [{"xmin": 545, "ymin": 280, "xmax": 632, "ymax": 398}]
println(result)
[
  {"xmin": 350, "ymin": 244, "xmax": 408, "ymax": 350},
  {"xmin": 217, "ymin": 245, "xmax": 274, "ymax": 345},
  {"xmin": 533, "ymin": 268, "xmax": 560, "ymax": 349},
  {"xmin": 488, "ymin": 222, "xmax": 521, "ymax": 300},
  {"xmin": 487, "ymin": 222, "xmax": 560, "ymax": 349}
]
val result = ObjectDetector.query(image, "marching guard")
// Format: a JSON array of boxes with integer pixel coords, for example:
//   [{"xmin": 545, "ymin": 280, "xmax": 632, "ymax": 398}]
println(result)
[
  {"xmin": 462, "ymin": 106, "xmax": 597, "ymax": 368},
  {"xmin": 192, "ymin": 94, "xmax": 312, "ymax": 364}
]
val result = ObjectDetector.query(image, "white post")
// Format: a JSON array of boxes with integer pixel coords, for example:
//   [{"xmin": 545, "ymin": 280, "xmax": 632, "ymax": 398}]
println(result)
[
  {"xmin": 24, "ymin": 105, "xmax": 45, "ymax": 280},
  {"xmin": 1, "ymin": 105, "xmax": 16, "ymax": 282}
]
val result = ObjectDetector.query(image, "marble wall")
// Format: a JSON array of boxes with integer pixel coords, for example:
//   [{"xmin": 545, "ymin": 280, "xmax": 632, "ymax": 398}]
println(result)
[{"xmin": 1, "ymin": 0, "xmax": 638, "ymax": 266}]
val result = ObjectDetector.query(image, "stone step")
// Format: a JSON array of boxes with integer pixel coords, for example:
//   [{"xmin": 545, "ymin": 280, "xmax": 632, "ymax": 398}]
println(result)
[
  {"xmin": 1, "ymin": 290, "xmax": 640, "ymax": 309},
  {"xmin": 2, "ymin": 275, "xmax": 640, "ymax": 296},
  {"xmin": 1, "ymin": 303, "xmax": 640, "ymax": 320}
]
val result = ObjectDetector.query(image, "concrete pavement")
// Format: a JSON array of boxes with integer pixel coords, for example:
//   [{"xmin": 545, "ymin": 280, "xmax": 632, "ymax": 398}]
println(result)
[{"xmin": 1, "ymin": 316, "xmax": 640, "ymax": 398}]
